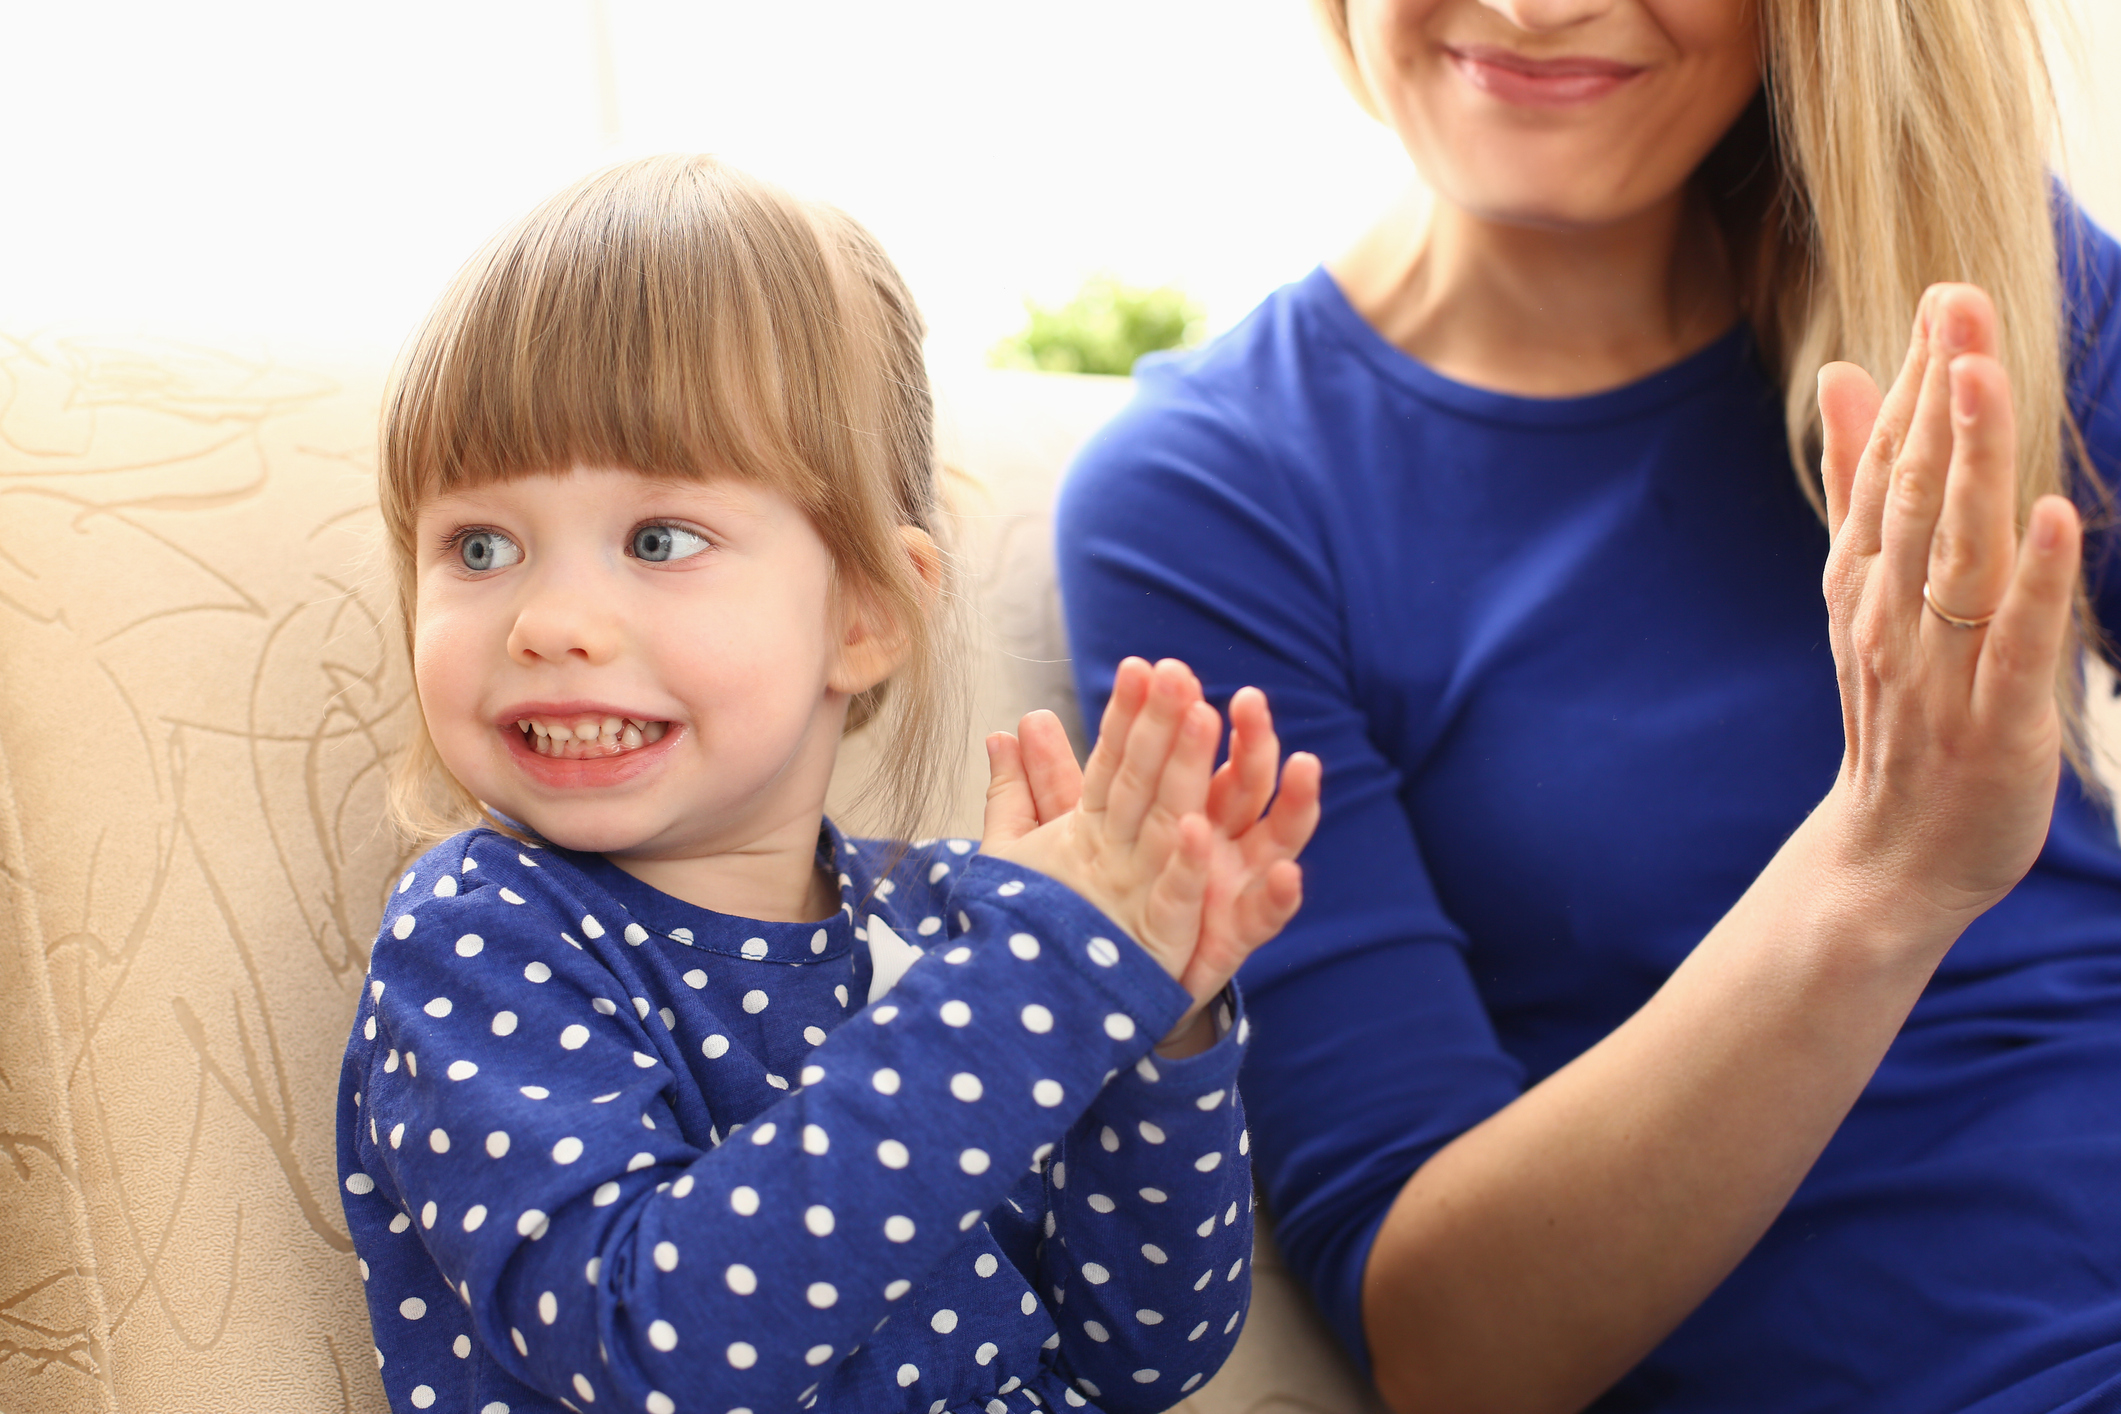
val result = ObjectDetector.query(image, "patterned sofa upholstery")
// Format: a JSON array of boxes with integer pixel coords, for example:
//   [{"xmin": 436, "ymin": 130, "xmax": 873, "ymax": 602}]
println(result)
[{"xmin": 0, "ymin": 332, "xmax": 1386, "ymax": 1414}]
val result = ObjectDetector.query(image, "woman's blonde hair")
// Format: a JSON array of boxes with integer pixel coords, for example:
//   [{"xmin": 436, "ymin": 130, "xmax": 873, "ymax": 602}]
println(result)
[
  {"xmin": 1311, "ymin": 0, "xmax": 2112, "ymax": 778},
  {"xmin": 380, "ymin": 153, "xmax": 965, "ymax": 846}
]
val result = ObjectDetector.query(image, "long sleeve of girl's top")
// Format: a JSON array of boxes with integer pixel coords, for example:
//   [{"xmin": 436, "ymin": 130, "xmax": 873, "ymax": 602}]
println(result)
[
  {"xmin": 1034, "ymin": 1000, "xmax": 1256, "ymax": 1410},
  {"xmin": 341, "ymin": 843, "xmax": 1202, "ymax": 1414}
]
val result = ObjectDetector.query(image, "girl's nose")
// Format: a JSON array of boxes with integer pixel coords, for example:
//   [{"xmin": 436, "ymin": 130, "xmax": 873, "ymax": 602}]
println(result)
[
  {"xmin": 1476, "ymin": 0, "xmax": 1616, "ymax": 32},
  {"xmin": 506, "ymin": 584, "xmax": 623, "ymax": 667}
]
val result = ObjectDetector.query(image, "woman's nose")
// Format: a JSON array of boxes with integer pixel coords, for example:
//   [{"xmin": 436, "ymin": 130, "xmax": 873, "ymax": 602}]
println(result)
[
  {"xmin": 505, "ymin": 578, "xmax": 623, "ymax": 667},
  {"xmin": 1476, "ymin": 0, "xmax": 1616, "ymax": 32}
]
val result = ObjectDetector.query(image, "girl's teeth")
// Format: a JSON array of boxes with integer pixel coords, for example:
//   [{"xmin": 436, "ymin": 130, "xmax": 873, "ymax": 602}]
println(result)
[{"xmin": 516, "ymin": 716, "xmax": 669, "ymax": 758}]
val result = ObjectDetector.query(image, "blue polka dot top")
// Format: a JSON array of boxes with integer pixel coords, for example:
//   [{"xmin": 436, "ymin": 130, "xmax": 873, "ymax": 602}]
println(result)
[{"xmin": 337, "ymin": 822, "xmax": 1256, "ymax": 1414}]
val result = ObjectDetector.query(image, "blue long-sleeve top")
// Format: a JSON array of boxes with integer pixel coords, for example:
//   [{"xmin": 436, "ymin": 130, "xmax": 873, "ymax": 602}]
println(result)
[
  {"xmin": 1055, "ymin": 205, "xmax": 2121, "ymax": 1413},
  {"xmin": 336, "ymin": 823, "xmax": 1257, "ymax": 1414}
]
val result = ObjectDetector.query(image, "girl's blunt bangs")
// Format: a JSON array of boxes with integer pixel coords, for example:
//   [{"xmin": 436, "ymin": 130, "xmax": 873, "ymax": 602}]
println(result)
[
  {"xmin": 381, "ymin": 154, "xmax": 963, "ymax": 849},
  {"xmin": 386, "ymin": 155, "xmax": 889, "ymax": 527}
]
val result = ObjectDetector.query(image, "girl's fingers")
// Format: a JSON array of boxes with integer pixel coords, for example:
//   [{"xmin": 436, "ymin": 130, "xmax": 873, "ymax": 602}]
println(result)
[
  {"xmin": 1194, "ymin": 859, "xmax": 1305, "ymax": 993},
  {"xmin": 1265, "ymin": 857, "xmax": 1304, "ymax": 918},
  {"xmin": 1921, "ymin": 353, "xmax": 2017, "ymax": 652},
  {"xmin": 1207, "ymin": 687, "xmax": 1279, "ymax": 835},
  {"xmin": 1016, "ymin": 709, "xmax": 1084, "ymax": 823},
  {"xmin": 1819, "ymin": 362, "xmax": 1883, "ymax": 538},
  {"xmin": 1243, "ymin": 751, "xmax": 1323, "ymax": 867},
  {"xmin": 1973, "ymin": 495, "xmax": 2082, "ymax": 730},
  {"xmin": 1142, "ymin": 812, "xmax": 1211, "ymax": 964},
  {"xmin": 1150, "ymin": 701, "xmax": 1222, "ymax": 835},
  {"xmin": 981, "ymin": 731, "xmax": 1039, "ymax": 848},
  {"xmin": 1232, "ymin": 859, "xmax": 1305, "ymax": 950},
  {"xmin": 1080, "ymin": 657, "xmax": 1152, "ymax": 814},
  {"xmin": 1104, "ymin": 660, "xmax": 1203, "ymax": 843}
]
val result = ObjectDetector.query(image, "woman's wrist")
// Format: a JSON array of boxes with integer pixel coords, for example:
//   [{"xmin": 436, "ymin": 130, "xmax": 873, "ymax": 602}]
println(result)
[{"xmin": 1740, "ymin": 786, "xmax": 1975, "ymax": 986}]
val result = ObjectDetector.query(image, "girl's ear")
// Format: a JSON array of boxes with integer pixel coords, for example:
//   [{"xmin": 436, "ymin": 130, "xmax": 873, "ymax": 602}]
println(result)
[{"xmin": 827, "ymin": 526, "xmax": 943, "ymax": 696}]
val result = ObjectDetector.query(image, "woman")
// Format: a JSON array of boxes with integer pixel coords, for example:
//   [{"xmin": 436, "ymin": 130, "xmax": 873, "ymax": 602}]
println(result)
[{"xmin": 1055, "ymin": 1, "xmax": 2121, "ymax": 1410}]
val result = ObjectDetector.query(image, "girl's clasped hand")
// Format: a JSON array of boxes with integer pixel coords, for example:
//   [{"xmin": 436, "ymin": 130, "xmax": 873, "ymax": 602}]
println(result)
[
  {"xmin": 339, "ymin": 154, "xmax": 1319, "ymax": 1414},
  {"xmin": 984, "ymin": 662, "xmax": 1320, "ymax": 1058}
]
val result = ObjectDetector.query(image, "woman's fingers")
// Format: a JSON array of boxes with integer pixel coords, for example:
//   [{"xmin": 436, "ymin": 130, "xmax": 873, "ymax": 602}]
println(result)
[
  {"xmin": 1016, "ymin": 709, "xmax": 1084, "ymax": 824},
  {"xmin": 1879, "ymin": 287, "xmax": 1999, "ymax": 623},
  {"xmin": 1080, "ymin": 657, "xmax": 1152, "ymax": 814},
  {"xmin": 1973, "ymin": 495, "xmax": 2082, "ymax": 731},
  {"xmin": 1827, "ymin": 284, "xmax": 2027, "ymax": 705},
  {"xmin": 1819, "ymin": 362, "xmax": 1883, "ymax": 538},
  {"xmin": 1921, "ymin": 353, "xmax": 2018, "ymax": 646},
  {"xmin": 1838, "ymin": 294, "xmax": 1938, "ymax": 560}
]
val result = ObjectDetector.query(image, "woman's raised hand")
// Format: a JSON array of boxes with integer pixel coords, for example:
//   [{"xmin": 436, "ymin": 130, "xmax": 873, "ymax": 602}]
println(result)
[
  {"xmin": 1817, "ymin": 283, "xmax": 2083, "ymax": 924},
  {"xmin": 980, "ymin": 658, "xmax": 1320, "ymax": 1054}
]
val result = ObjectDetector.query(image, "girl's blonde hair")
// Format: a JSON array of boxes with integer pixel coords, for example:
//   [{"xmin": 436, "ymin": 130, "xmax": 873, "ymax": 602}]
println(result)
[
  {"xmin": 381, "ymin": 153, "xmax": 965, "ymax": 845},
  {"xmin": 1311, "ymin": 0, "xmax": 2111, "ymax": 778}
]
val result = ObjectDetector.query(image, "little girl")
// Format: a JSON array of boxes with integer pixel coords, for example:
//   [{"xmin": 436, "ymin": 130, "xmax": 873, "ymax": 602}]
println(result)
[{"xmin": 337, "ymin": 154, "xmax": 1321, "ymax": 1414}]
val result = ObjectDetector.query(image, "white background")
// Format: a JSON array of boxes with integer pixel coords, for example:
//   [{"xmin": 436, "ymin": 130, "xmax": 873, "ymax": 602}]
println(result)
[{"xmin": 2, "ymin": 1, "xmax": 2116, "ymax": 371}]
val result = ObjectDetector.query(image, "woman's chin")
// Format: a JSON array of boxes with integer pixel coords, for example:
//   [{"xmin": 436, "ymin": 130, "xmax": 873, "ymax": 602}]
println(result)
[
  {"xmin": 1438, "ymin": 170, "xmax": 1670, "ymax": 234},
  {"xmin": 1413, "ymin": 131, "xmax": 1694, "ymax": 234}
]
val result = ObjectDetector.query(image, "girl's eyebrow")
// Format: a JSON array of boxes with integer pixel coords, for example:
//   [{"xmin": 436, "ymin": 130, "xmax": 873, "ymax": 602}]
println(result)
[
  {"xmin": 632, "ymin": 477, "xmax": 779, "ymax": 524},
  {"xmin": 420, "ymin": 474, "xmax": 776, "ymax": 529}
]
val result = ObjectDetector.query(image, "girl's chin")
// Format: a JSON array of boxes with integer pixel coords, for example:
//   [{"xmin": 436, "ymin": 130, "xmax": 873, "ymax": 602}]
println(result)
[
  {"xmin": 525, "ymin": 823, "xmax": 654, "ymax": 855},
  {"xmin": 492, "ymin": 799, "xmax": 673, "ymax": 856}
]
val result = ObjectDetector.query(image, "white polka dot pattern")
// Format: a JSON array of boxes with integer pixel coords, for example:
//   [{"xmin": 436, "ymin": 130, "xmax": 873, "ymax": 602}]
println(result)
[{"xmin": 338, "ymin": 833, "xmax": 1255, "ymax": 1414}]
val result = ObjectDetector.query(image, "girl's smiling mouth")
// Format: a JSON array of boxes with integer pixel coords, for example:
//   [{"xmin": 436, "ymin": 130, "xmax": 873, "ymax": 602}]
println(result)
[
  {"xmin": 514, "ymin": 713, "xmax": 672, "ymax": 758},
  {"xmin": 498, "ymin": 704, "xmax": 682, "ymax": 788}
]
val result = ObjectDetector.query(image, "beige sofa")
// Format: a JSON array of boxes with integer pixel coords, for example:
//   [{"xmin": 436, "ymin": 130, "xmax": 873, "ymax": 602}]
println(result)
[{"xmin": 0, "ymin": 332, "xmax": 1387, "ymax": 1414}]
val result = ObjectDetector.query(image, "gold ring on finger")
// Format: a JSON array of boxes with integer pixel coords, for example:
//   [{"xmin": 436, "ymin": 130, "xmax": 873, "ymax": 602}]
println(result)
[{"xmin": 1922, "ymin": 581, "xmax": 1996, "ymax": 630}]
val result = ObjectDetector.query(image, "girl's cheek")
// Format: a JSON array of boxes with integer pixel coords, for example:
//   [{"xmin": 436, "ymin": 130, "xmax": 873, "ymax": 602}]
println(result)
[{"xmin": 412, "ymin": 604, "xmax": 495, "ymax": 723}]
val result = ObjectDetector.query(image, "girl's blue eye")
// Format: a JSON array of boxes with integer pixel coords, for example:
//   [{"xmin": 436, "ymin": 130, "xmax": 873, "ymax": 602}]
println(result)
[
  {"xmin": 632, "ymin": 524, "xmax": 710, "ymax": 563},
  {"xmin": 457, "ymin": 530, "xmax": 521, "ymax": 572}
]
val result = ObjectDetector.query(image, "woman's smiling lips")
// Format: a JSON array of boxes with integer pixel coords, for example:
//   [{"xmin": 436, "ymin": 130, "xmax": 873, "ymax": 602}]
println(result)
[{"xmin": 1445, "ymin": 44, "xmax": 1645, "ymax": 108}]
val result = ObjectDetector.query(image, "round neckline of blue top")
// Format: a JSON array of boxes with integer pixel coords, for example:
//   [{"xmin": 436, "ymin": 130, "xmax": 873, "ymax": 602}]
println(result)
[
  {"xmin": 1299, "ymin": 264, "xmax": 1756, "ymax": 431},
  {"xmin": 523, "ymin": 818, "xmax": 865, "ymax": 965}
]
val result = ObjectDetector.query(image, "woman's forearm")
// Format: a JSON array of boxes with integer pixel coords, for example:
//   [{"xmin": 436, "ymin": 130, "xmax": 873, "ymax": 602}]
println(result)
[{"xmin": 1360, "ymin": 796, "xmax": 1968, "ymax": 1414}]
